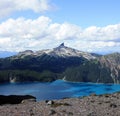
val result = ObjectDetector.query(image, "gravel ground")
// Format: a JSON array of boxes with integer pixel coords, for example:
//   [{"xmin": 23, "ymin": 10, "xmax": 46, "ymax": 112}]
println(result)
[{"xmin": 0, "ymin": 92, "xmax": 120, "ymax": 116}]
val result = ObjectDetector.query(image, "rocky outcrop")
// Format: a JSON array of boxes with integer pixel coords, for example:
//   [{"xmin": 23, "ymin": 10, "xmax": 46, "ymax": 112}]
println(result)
[
  {"xmin": 99, "ymin": 53, "xmax": 120, "ymax": 83},
  {"xmin": 21, "ymin": 98, "xmax": 36, "ymax": 104},
  {"xmin": 0, "ymin": 95, "xmax": 36, "ymax": 105}
]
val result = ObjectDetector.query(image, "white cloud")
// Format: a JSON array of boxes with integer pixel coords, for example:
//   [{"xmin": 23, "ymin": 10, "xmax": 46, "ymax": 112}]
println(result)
[
  {"xmin": 49, "ymin": 23, "xmax": 82, "ymax": 40},
  {"xmin": 0, "ymin": 0, "xmax": 51, "ymax": 17},
  {"xmin": 0, "ymin": 16, "xmax": 120, "ymax": 54},
  {"xmin": 81, "ymin": 24, "xmax": 120, "ymax": 41}
]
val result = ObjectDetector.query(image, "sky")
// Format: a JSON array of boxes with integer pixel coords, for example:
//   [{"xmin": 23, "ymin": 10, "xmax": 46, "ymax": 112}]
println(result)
[{"xmin": 0, "ymin": 0, "xmax": 120, "ymax": 54}]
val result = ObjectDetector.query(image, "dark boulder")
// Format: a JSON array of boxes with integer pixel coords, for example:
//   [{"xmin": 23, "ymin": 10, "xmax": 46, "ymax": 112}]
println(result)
[
  {"xmin": 0, "ymin": 95, "xmax": 36, "ymax": 105},
  {"xmin": 45, "ymin": 100, "xmax": 54, "ymax": 105}
]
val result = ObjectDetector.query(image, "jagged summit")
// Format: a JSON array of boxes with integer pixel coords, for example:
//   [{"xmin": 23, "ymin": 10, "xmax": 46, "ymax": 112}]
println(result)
[
  {"xmin": 59, "ymin": 43, "xmax": 64, "ymax": 47},
  {"xmin": 54, "ymin": 43, "xmax": 67, "ymax": 51},
  {"xmin": 55, "ymin": 43, "xmax": 66, "ymax": 50}
]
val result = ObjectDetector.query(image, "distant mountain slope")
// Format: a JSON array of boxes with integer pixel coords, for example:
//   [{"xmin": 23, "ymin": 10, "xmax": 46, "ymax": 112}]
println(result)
[
  {"xmin": 0, "ymin": 43, "xmax": 120, "ymax": 84},
  {"xmin": 13, "ymin": 43, "xmax": 97, "ymax": 60}
]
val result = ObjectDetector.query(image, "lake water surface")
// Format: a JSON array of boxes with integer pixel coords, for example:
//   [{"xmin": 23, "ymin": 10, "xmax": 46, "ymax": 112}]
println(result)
[{"xmin": 0, "ymin": 80, "xmax": 120, "ymax": 101}]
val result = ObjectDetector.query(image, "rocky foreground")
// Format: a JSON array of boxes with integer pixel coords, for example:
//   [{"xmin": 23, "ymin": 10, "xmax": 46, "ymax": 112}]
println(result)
[{"xmin": 1, "ymin": 92, "xmax": 120, "ymax": 116}]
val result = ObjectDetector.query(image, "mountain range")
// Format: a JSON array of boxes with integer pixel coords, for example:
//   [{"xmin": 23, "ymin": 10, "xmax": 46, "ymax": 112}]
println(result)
[{"xmin": 0, "ymin": 43, "xmax": 120, "ymax": 84}]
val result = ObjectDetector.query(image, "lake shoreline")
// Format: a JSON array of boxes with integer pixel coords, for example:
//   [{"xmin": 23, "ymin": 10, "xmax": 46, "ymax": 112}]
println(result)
[{"xmin": 0, "ymin": 92, "xmax": 120, "ymax": 116}]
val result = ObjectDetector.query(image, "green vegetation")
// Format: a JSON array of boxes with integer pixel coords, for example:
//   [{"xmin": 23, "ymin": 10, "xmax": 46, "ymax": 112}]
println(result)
[{"xmin": 0, "ymin": 70, "xmax": 58, "ymax": 83}]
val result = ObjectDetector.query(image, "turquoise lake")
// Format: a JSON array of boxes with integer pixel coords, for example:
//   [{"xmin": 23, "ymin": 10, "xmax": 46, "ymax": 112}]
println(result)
[{"xmin": 0, "ymin": 80, "xmax": 120, "ymax": 101}]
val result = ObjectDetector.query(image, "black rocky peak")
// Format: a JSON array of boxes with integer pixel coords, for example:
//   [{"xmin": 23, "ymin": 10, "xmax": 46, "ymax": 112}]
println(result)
[
  {"xmin": 54, "ymin": 43, "xmax": 66, "ymax": 50},
  {"xmin": 59, "ymin": 43, "xmax": 64, "ymax": 47}
]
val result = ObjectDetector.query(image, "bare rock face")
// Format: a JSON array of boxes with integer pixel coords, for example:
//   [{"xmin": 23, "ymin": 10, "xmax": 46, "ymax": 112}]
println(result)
[
  {"xmin": 0, "ymin": 95, "xmax": 36, "ymax": 105},
  {"xmin": 99, "ymin": 53, "xmax": 120, "ymax": 83},
  {"xmin": 21, "ymin": 98, "xmax": 36, "ymax": 104}
]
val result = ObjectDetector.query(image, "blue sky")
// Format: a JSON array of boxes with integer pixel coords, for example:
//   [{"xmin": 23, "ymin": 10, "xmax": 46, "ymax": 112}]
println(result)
[
  {"xmin": 0, "ymin": 0, "xmax": 120, "ymax": 54},
  {"xmin": 50, "ymin": 0, "xmax": 120, "ymax": 27}
]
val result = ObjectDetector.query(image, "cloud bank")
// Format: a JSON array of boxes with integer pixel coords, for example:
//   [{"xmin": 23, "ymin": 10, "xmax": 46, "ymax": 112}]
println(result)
[
  {"xmin": 0, "ymin": 0, "xmax": 51, "ymax": 17},
  {"xmin": 0, "ymin": 16, "xmax": 120, "ymax": 53}
]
